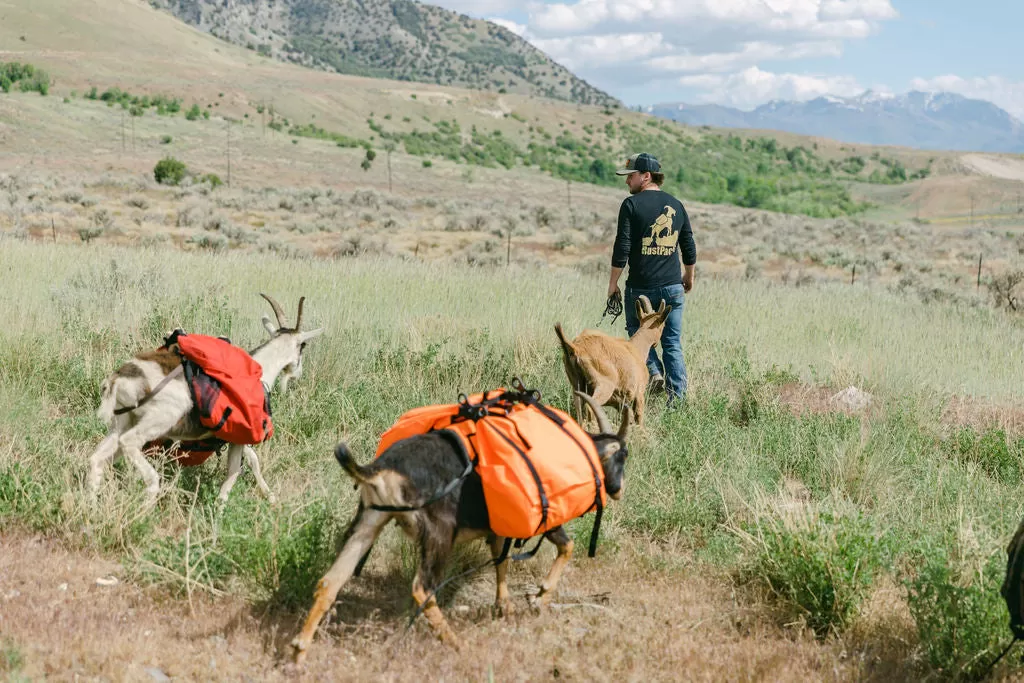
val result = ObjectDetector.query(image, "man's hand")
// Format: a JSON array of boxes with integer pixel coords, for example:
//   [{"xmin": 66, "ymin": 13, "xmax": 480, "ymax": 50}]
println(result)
[
  {"xmin": 682, "ymin": 265, "xmax": 695, "ymax": 293},
  {"xmin": 607, "ymin": 266, "xmax": 624, "ymax": 300}
]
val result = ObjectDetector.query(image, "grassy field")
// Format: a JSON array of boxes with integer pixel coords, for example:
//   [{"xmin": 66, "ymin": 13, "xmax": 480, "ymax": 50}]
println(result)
[
  {"xmin": 2, "ymin": 1, "xmax": 1024, "ymax": 678},
  {"xmin": 1, "ymin": 238, "xmax": 1024, "ymax": 679}
]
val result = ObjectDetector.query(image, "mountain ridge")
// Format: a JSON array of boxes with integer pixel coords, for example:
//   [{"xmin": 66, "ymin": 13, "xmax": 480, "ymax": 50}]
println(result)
[{"xmin": 647, "ymin": 91, "xmax": 1024, "ymax": 153}]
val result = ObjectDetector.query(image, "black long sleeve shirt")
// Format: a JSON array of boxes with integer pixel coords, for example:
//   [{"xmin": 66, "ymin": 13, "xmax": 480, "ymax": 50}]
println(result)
[{"xmin": 611, "ymin": 189, "xmax": 696, "ymax": 289}]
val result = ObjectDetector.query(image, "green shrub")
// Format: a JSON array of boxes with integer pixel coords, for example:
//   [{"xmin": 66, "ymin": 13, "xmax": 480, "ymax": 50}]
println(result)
[
  {"xmin": 201, "ymin": 173, "xmax": 223, "ymax": 189},
  {"xmin": 904, "ymin": 546, "xmax": 1010, "ymax": 679},
  {"xmin": 160, "ymin": 135, "xmax": 173, "ymax": 145},
  {"xmin": 185, "ymin": 104, "xmax": 201, "ymax": 121},
  {"xmin": 154, "ymin": 157, "xmax": 187, "ymax": 186},
  {"xmin": 741, "ymin": 511, "xmax": 888, "ymax": 637},
  {"xmin": 0, "ymin": 61, "xmax": 49, "ymax": 95}
]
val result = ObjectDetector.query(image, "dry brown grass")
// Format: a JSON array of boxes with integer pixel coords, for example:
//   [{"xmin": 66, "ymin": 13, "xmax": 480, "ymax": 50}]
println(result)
[{"xmin": 1, "ymin": 530, "xmax": 926, "ymax": 682}]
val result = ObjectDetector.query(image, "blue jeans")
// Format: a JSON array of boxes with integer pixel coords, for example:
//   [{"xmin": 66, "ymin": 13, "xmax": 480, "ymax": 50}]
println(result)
[{"xmin": 625, "ymin": 284, "xmax": 687, "ymax": 401}]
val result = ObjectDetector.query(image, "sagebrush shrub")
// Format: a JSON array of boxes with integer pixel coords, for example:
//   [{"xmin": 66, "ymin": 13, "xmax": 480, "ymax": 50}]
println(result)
[{"xmin": 154, "ymin": 157, "xmax": 187, "ymax": 186}]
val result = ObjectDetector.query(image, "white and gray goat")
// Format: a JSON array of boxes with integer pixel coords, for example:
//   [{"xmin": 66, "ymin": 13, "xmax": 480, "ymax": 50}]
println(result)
[{"xmin": 88, "ymin": 294, "xmax": 323, "ymax": 507}]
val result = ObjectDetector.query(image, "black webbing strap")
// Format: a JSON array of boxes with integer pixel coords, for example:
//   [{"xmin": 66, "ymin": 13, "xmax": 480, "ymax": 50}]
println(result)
[
  {"xmin": 113, "ymin": 365, "xmax": 184, "ymax": 415},
  {"xmin": 406, "ymin": 534, "xmax": 548, "ymax": 629},
  {"xmin": 974, "ymin": 636, "xmax": 1019, "ymax": 681},
  {"xmin": 367, "ymin": 429, "xmax": 474, "ymax": 513},
  {"xmin": 482, "ymin": 417, "xmax": 550, "ymax": 535},
  {"xmin": 514, "ymin": 381, "xmax": 606, "ymax": 558}
]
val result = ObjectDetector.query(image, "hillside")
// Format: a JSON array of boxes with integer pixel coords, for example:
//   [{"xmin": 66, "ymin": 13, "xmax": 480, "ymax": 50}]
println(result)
[
  {"xmin": 146, "ymin": 0, "xmax": 618, "ymax": 107},
  {"xmin": 0, "ymin": 0, "xmax": 1020, "ymax": 230},
  {"xmin": 648, "ymin": 91, "xmax": 1024, "ymax": 153}
]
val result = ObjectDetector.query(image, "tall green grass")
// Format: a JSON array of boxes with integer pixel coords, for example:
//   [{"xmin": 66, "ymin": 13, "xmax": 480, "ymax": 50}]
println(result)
[{"xmin": 1, "ymin": 238, "xmax": 1023, "ymax": 677}]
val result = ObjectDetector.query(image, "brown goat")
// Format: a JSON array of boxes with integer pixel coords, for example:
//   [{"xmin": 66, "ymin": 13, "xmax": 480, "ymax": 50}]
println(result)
[{"xmin": 555, "ymin": 295, "xmax": 671, "ymax": 426}]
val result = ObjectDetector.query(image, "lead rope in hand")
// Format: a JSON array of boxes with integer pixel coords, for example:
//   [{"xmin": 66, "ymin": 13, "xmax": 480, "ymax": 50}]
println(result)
[{"xmin": 598, "ymin": 291, "xmax": 623, "ymax": 327}]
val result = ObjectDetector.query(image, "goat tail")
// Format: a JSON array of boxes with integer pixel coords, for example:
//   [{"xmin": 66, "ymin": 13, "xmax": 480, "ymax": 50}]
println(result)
[
  {"xmin": 334, "ymin": 443, "xmax": 371, "ymax": 484},
  {"xmin": 554, "ymin": 323, "xmax": 575, "ymax": 361},
  {"xmin": 96, "ymin": 377, "xmax": 118, "ymax": 427}
]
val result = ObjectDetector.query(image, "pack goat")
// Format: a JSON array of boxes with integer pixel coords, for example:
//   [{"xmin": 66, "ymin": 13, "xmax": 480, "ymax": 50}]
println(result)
[
  {"xmin": 555, "ymin": 295, "xmax": 671, "ymax": 426},
  {"xmin": 290, "ymin": 391, "xmax": 630, "ymax": 663},
  {"xmin": 88, "ymin": 294, "xmax": 323, "ymax": 507}
]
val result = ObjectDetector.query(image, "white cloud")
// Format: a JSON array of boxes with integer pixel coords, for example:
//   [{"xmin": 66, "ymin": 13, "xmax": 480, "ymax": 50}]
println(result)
[
  {"xmin": 500, "ymin": 0, "xmax": 897, "ymax": 100},
  {"xmin": 432, "ymin": 0, "xmax": 905, "ymax": 112},
  {"xmin": 529, "ymin": 33, "xmax": 669, "ymax": 70},
  {"xmin": 428, "ymin": 0, "xmax": 523, "ymax": 15},
  {"xmin": 527, "ymin": 0, "xmax": 897, "ymax": 41},
  {"xmin": 910, "ymin": 75, "xmax": 1024, "ymax": 120},
  {"xmin": 647, "ymin": 41, "xmax": 841, "ymax": 74},
  {"xmin": 488, "ymin": 18, "xmax": 528, "ymax": 37},
  {"xmin": 681, "ymin": 66, "xmax": 865, "ymax": 110}
]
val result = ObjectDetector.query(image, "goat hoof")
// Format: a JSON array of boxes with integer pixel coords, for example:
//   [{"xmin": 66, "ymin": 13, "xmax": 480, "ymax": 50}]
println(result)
[
  {"xmin": 290, "ymin": 639, "xmax": 308, "ymax": 665},
  {"xmin": 528, "ymin": 592, "xmax": 551, "ymax": 612},
  {"xmin": 492, "ymin": 600, "xmax": 516, "ymax": 618}
]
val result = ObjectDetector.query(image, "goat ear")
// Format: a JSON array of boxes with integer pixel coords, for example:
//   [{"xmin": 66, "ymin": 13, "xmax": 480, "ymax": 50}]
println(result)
[
  {"xmin": 261, "ymin": 314, "xmax": 277, "ymax": 335},
  {"xmin": 299, "ymin": 328, "xmax": 324, "ymax": 344}
]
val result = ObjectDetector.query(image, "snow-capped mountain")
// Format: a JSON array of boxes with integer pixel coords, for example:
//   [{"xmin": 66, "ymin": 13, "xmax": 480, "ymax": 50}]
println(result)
[{"xmin": 646, "ymin": 91, "xmax": 1024, "ymax": 152}]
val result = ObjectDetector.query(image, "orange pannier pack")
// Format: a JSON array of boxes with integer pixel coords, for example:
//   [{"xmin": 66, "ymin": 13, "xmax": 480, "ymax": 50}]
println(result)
[{"xmin": 376, "ymin": 383, "xmax": 606, "ymax": 551}]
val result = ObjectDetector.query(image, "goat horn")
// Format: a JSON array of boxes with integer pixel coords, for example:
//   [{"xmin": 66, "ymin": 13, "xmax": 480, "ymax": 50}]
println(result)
[
  {"xmin": 575, "ymin": 391, "xmax": 612, "ymax": 435},
  {"xmin": 295, "ymin": 296, "xmax": 305, "ymax": 331},
  {"xmin": 260, "ymin": 293, "xmax": 288, "ymax": 329},
  {"xmin": 638, "ymin": 295, "xmax": 654, "ymax": 316}
]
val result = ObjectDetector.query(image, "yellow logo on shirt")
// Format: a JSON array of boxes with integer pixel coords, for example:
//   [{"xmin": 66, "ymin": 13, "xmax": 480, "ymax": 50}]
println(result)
[{"xmin": 641, "ymin": 206, "xmax": 678, "ymax": 256}]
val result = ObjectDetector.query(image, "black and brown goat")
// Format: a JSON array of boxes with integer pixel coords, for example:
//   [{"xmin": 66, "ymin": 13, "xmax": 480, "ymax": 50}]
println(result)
[{"xmin": 290, "ymin": 391, "xmax": 630, "ymax": 663}]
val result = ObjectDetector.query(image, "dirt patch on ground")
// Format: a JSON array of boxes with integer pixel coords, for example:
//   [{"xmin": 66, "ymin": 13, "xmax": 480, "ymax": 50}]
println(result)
[
  {"xmin": 0, "ymin": 531, "xmax": 917, "ymax": 681},
  {"xmin": 777, "ymin": 382, "xmax": 878, "ymax": 418},
  {"xmin": 777, "ymin": 382, "xmax": 1024, "ymax": 436},
  {"xmin": 941, "ymin": 396, "xmax": 1024, "ymax": 434}
]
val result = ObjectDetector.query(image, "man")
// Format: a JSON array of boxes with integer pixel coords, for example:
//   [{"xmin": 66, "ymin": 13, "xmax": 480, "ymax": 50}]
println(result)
[{"xmin": 608, "ymin": 152, "xmax": 696, "ymax": 405}]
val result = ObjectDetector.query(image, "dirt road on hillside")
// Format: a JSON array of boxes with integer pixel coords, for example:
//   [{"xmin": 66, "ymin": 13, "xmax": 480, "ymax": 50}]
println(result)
[{"xmin": 962, "ymin": 154, "xmax": 1024, "ymax": 181}]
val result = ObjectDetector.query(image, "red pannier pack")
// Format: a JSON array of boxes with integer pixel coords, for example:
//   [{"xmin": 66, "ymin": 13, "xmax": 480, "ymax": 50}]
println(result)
[
  {"xmin": 170, "ymin": 331, "xmax": 273, "ymax": 445},
  {"xmin": 146, "ymin": 331, "xmax": 273, "ymax": 467}
]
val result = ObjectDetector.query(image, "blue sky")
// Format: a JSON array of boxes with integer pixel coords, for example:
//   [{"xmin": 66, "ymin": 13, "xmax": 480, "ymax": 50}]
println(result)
[{"xmin": 429, "ymin": 1, "xmax": 1024, "ymax": 118}]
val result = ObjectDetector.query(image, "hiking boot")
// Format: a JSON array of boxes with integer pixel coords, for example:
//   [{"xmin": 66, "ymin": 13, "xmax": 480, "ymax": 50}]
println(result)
[{"xmin": 648, "ymin": 374, "xmax": 665, "ymax": 394}]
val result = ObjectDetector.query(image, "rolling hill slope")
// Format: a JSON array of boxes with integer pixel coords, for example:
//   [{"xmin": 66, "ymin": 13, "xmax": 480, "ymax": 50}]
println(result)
[{"xmin": 146, "ymin": 0, "xmax": 618, "ymax": 106}]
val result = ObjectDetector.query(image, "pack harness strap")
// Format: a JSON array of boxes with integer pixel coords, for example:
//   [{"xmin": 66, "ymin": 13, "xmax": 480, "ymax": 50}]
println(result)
[
  {"xmin": 510, "ymin": 377, "xmax": 606, "ymax": 558},
  {"xmin": 113, "ymin": 365, "xmax": 184, "ymax": 415},
  {"xmin": 367, "ymin": 429, "xmax": 474, "ymax": 513},
  {"xmin": 974, "ymin": 636, "xmax": 1019, "ymax": 681}
]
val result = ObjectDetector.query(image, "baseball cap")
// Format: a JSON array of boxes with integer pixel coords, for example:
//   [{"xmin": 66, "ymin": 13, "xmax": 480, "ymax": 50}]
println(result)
[{"xmin": 616, "ymin": 152, "xmax": 661, "ymax": 175}]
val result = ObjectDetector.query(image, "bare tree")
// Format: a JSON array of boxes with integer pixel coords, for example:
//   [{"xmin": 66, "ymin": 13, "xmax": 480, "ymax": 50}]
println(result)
[{"xmin": 987, "ymin": 270, "xmax": 1024, "ymax": 312}]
